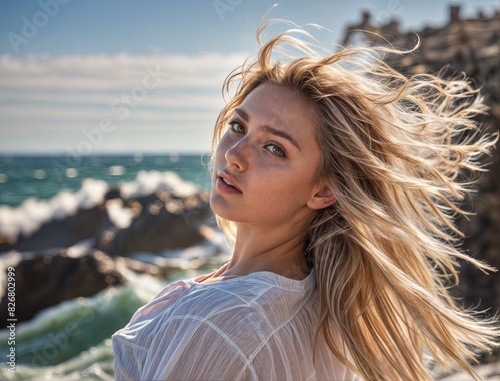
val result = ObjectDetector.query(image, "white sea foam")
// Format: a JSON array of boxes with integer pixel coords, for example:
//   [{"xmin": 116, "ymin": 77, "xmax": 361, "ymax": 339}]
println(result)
[
  {"xmin": 132, "ymin": 244, "xmax": 216, "ymax": 270},
  {"xmin": 77, "ymin": 178, "xmax": 109, "ymax": 209},
  {"xmin": 65, "ymin": 167, "xmax": 78, "ymax": 178},
  {"xmin": 120, "ymin": 170, "xmax": 199, "ymax": 199},
  {"xmin": 131, "ymin": 227, "xmax": 232, "ymax": 271},
  {"xmin": 66, "ymin": 238, "xmax": 95, "ymax": 258},
  {"xmin": 0, "ymin": 178, "xmax": 108, "ymax": 242},
  {"xmin": 34, "ymin": 169, "xmax": 46, "ymax": 179},
  {"xmin": 105, "ymin": 199, "xmax": 135, "ymax": 229},
  {"xmin": 108, "ymin": 165, "xmax": 125, "ymax": 176},
  {"xmin": 108, "ymin": 170, "xmax": 200, "ymax": 229},
  {"xmin": 0, "ymin": 275, "xmax": 164, "ymax": 380},
  {"xmin": 0, "ymin": 171, "xmax": 200, "ymax": 243}
]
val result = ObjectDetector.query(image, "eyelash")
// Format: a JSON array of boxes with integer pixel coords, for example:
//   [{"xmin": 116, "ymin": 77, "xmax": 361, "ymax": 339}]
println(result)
[{"xmin": 228, "ymin": 120, "xmax": 287, "ymax": 159}]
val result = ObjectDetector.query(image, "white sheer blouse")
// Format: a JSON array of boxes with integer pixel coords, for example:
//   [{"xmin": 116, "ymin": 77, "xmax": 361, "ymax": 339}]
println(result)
[{"xmin": 112, "ymin": 270, "xmax": 360, "ymax": 380}]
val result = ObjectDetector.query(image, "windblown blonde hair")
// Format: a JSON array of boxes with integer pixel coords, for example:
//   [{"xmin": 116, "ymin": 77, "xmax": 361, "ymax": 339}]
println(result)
[{"xmin": 211, "ymin": 23, "xmax": 499, "ymax": 380}]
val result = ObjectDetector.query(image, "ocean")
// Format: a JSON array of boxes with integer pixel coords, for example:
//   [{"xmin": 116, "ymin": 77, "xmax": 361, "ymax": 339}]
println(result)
[
  {"xmin": 0, "ymin": 154, "xmax": 213, "ymax": 207},
  {"xmin": 0, "ymin": 154, "xmax": 229, "ymax": 380}
]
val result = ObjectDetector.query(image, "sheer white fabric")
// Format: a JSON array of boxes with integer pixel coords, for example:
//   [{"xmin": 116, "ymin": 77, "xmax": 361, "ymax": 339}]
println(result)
[{"xmin": 112, "ymin": 270, "xmax": 361, "ymax": 381}]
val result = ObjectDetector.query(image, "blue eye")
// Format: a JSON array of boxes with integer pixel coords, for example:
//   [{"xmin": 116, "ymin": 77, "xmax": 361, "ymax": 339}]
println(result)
[
  {"xmin": 229, "ymin": 121, "xmax": 245, "ymax": 134},
  {"xmin": 266, "ymin": 143, "xmax": 286, "ymax": 158}
]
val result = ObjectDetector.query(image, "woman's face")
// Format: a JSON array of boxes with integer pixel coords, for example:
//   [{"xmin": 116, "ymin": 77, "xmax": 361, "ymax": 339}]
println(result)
[{"xmin": 210, "ymin": 82, "xmax": 330, "ymax": 228}]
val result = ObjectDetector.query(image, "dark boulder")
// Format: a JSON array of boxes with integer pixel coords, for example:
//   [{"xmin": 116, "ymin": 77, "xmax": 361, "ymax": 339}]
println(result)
[
  {"xmin": 346, "ymin": 4, "xmax": 500, "ymax": 315},
  {"xmin": 95, "ymin": 191, "xmax": 213, "ymax": 257},
  {"xmin": 8, "ymin": 205, "xmax": 109, "ymax": 253},
  {"xmin": 0, "ymin": 189, "xmax": 214, "ymax": 259},
  {"xmin": 0, "ymin": 249, "xmax": 126, "ymax": 327}
]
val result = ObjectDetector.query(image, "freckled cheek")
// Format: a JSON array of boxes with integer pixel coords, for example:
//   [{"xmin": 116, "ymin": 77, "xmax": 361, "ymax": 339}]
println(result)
[
  {"xmin": 268, "ymin": 173, "xmax": 312, "ymax": 200},
  {"xmin": 262, "ymin": 173, "xmax": 292, "ymax": 195}
]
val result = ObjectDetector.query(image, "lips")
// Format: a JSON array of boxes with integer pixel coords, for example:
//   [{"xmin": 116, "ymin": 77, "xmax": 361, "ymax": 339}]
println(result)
[
  {"xmin": 221, "ymin": 177, "xmax": 235, "ymax": 187},
  {"xmin": 216, "ymin": 172, "xmax": 242, "ymax": 193}
]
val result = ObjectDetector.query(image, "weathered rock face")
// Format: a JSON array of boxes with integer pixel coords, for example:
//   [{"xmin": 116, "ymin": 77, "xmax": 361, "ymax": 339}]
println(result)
[
  {"xmin": 0, "ymin": 173, "xmax": 217, "ymax": 326},
  {"xmin": 95, "ymin": 191, "xmax": 213, "ymax": 257},
  {"xmin": 345, "ymin": 5, "xmax": 500, "ymax": 314},
  {"xmin": 0, "ymin": 189, "xmax": 214, "ymax": 258},
  {"xmin": 0, "ymin": 250, "xmax": 127, "ymax": 327},
  {"xmin": 0, "ymin": 205, "xmax": 109, "ymax": 253},
  {"xmin": 454, "ymin": 192, "xmax": 500, "ymax": 312}
]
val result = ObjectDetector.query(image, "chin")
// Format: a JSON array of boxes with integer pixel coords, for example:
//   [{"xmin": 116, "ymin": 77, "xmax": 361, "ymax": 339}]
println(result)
[
  {"xmin": 209, "ymin": 193, "xmax": 232, "ymax": 220},
  {"xmin": 210, "ymin": 200, "xmax": 243, "ymax": 225}
]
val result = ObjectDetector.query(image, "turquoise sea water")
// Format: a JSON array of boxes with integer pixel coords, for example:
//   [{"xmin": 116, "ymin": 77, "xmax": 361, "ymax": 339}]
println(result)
[
  {"xmin": 0, "ymin": 265, "xmax": 224, "ymax": 381},
  {"xmin": 0, "ymin": 154, "xmax": 211, "ymax": 207},
  {"xmin": 0, "ymin": 274, "xmax": 166, "ymax": 380},
  {"xmin": 0, "ymin": 154, "xmax": 220, "ymax": 380}
]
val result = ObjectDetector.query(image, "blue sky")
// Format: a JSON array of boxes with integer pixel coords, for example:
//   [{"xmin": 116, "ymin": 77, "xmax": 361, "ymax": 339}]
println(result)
[{"xmin": 0, "ymin": 0, "xmax": 498, "ymax": 154}]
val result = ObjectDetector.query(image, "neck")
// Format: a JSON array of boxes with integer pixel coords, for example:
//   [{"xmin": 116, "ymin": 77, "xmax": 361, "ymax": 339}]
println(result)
[{"xmin": 221, "ymin": 221, "xmax": 311, "ymax": 280}]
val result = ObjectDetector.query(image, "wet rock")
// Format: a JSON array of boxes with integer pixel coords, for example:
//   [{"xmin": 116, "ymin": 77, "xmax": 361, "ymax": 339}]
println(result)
[
  {"xmin": 344, "ymin": 6, "xmax": 500, "ymax": 371},
  {"xmin": 346, "ymin": 4, "xmax": 500, "ymax": 316},
  {"xmin": 1, "ymin": 205, "xmax": 109, "ymax": 253},
  {"xmin": 0, "ymin": 249, "xmax": 127, "ymax": 327},
  {"xmin": 0, "ymin": 189, "xmax": 214, "ymax": 258},
  {"xmin": 95, "ymin": 191, "xmax": 213, "ymax": 257}
]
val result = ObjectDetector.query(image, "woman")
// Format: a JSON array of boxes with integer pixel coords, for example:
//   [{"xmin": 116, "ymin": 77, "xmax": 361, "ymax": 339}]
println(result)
[{"xmin": 112, "ymin": 24, "xmax": 499, "ymax": 380}]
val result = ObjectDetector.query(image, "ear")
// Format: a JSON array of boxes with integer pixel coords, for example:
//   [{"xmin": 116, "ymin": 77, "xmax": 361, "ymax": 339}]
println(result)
[{"xmin": 307, "ymin": 186, "xmax": 336, "ymax": 210}]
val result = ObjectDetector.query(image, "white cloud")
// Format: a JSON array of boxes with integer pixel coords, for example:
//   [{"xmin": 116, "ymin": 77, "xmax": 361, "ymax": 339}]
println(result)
[
  {"xmin": 0, "ymin": 104, "xmax": 218, "ymax": 124},
  {"xmin": 0, "ymin": 52, "xmax": 245, "ymax": 90},
  {"xmin": 0, "ymin": 51, "xmax": 247, "ymax": 153},
  {"xmin": 0, "ymin": 90, "xmax": 223, "ymax": 109}
]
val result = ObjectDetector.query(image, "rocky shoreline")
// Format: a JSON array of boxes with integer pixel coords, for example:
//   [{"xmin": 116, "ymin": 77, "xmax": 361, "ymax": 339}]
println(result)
[
  {"xmin": 0, "ymin": 172, "xmax": 228, "ymax": 326},
  {"xmin": 346, "ymin": 5, "xmax": 500, "ymax": 378}
]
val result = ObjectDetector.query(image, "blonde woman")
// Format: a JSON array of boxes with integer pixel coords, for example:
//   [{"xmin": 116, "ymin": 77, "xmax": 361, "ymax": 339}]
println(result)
[{"xmin": 112, "ymin": 24, "xmax": 499, "ymax": 380}]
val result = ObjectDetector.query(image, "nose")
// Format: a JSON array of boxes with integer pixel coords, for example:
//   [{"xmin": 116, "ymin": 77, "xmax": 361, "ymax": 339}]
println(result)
[{"xmin": 224, "ymin": 138, "xmax": 248, "ymax": 172}]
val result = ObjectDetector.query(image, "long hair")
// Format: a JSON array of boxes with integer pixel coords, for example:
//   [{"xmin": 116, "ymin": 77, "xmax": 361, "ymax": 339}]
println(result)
[{"xmin": 211, "ymin": 23, "xmax": 499, "ymax": 380}]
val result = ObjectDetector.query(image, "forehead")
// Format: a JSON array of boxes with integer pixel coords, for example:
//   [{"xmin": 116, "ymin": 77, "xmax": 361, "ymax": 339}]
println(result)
[{"xmin": 239, "ymin": 83, "xmax": 318, "ymax": 137}]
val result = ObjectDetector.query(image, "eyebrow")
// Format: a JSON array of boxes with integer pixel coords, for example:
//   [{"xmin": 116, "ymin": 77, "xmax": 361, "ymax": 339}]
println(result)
[{"xmin": 235, "ymin": 108, "xmax": 301, "ymax": 151}]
